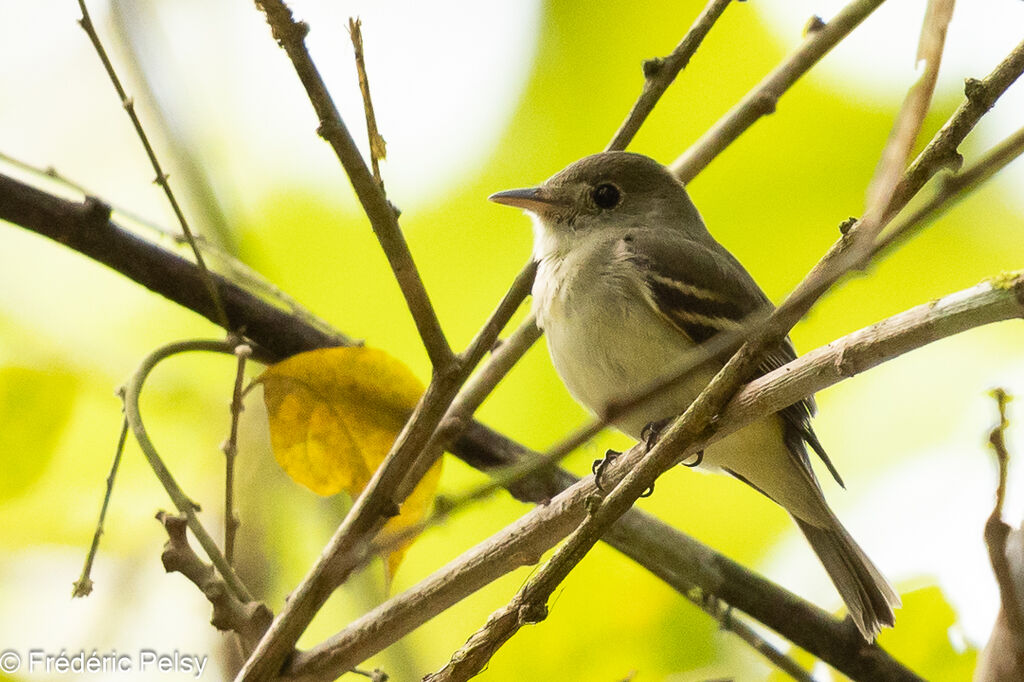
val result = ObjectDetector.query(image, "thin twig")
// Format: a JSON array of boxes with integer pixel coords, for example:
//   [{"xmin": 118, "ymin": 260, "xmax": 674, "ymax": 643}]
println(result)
[
  {"xmin": 670, "ymin": 0, "xmax": 886, "ymax": 183},
  {"xmin": 123, "ymin": 338, "xmax": 253, "ymax": 603},
  {"xmin": 850, "ymin": 0, "xmax": 954, "ymax": 279},
  {"xmin": 223, "ymin": 342, "xmax": 252, "ymax": 565},
  {"xmin": 864, "ymin": 0, "xmax": 954, "ymax": 220},
  {"xmin": 72, "ymin": 412, "xmax": 130, "ymax": 598},
  {"xmin": 348, "ymin": 18, "xmax": 387, "ymax": 188},
  {"xmin": 985, "ymin": 389, "xmax": 1024, "ymax": 646},
  {"xmin": 702, "ymin": 603, "xmax": 815, "ymax": 682},
  {"xmin": 875, "ymin": 124, "xmax": 1024, "ymax": 257},
  {"xmin": 75, "ymin": 0, "xmax": 230, "ymax": 330},
  {"xmin": 255, "ymin": 0, "xmax": 453, "ymax": 370},
  {"xmin": 605, "ymin": 0, "xmax": 733, "ymax": 152}
]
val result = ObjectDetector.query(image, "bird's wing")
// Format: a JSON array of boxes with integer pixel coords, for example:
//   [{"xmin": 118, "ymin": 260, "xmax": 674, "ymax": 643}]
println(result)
[{"xmin": 623, "ymin": 231, "xmax": 843, "ymax": 486}]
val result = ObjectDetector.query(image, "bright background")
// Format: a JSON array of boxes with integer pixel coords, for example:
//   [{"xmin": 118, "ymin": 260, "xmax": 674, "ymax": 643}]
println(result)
[{"xmin": 2, "ymin": 1, "xmax": 1024, "ymax": 680}]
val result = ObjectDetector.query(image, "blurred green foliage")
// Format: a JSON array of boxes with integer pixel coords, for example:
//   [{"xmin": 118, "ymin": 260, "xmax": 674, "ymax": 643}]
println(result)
[{"xmin": 0, "ymin": 367, "xmax": 77, "ymax": 503}]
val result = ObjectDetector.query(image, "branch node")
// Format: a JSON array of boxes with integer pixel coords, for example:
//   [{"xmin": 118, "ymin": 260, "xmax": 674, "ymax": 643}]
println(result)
[
  {"xmin": 81, "ymin": 196, "xmax": 113, "ymax": 231},
  {"xmin": 964, "ymin": 77, "xmax": 988, "ymax": 105},
  {"xmin": 518, "ymin": 601, "xmax": 547, "ymax": 626},
  {"xmin": 838, "ymin": 216, "xmax": 858, "ymax": 235},
  {"xmin": 642, "ymin": 57, "xmax": 666, "ymax": 79},
  {"xmin": 755, "ymin": 92, "xmax": 778, "ymax": 115},
  {"xmin": 803, "ymin": 15, "xmax": 827, "ymax": 36}
]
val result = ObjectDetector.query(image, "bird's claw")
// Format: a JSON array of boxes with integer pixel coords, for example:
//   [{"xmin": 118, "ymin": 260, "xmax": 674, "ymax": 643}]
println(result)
[{"xmin": 592, "ymin": 449, "xmax": 620, "ymax": 493}]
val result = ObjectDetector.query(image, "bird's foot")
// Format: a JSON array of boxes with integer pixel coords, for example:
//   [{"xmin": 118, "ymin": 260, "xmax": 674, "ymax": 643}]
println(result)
[
  {"xmin": 591, "ymin": 449, "xmax": 620, "ymax": 493},
  {"xmin": 640, "ymin": 417, "xmax": 672, "ymax": 451},
  {"xmin": 680, "ymin": 450, "xmax": 704, "ymax": 468}
]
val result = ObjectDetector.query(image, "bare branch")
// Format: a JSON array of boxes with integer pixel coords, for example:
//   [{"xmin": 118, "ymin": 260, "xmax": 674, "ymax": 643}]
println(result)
[
  {"xmin": 157, "ymin": 512, "xmax": 273, "ymax": 654},
  {"xmin": 606, "ymin": 0, "xmax": 733, "ymax": 152},
  {"xmin": 983, "ymin": 389, "xmax": 1024, "ymax": 655},
  {"xmin": 864, "ymin": 0, "xmax": 954, "ymax": 223},
  {"xmin": 0, "ymin": 173, "xmax": 354, "ymax": 357},
  {"xmin": 670, "ymin": 0, "xmax": 886, "ymax": 184},
  {"xmin": 72, "ymin": 414, "xmax": 129, "ymax": 598},
  {"xmin": 875, "ymin": 124, "xmax": 1024, "ymax": 256},
  {"xmin": 222, "ymin": 342, "xmax": 252, "ymax": 565},
  {"xmin": 123, "ymin": 338, "xmax": 254, "ymax": 604},
  {"xmin": 253, "ymin": 0, "xmax": 453, "ymax": 369},
  {"xmin": 75, "ymin": 0, "xmax": 230, "ymax": 329}
]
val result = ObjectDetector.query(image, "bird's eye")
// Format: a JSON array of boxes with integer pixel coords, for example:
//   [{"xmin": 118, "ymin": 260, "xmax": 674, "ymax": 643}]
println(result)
[{"xmin": 592, "ymin": 183, "xmax": 621, "ymax": 209}]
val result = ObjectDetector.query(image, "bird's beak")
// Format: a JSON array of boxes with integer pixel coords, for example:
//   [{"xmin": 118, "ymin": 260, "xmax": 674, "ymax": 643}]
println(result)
[{"xmin": 488, "ymin": 186, "xmax": 563, "ymax": 214}]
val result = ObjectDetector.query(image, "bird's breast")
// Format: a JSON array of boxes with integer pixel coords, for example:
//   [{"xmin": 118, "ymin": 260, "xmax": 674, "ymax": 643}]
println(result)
[{"xmin": 533, "ymin": 245, "xmax": 708, "ymax": 437}]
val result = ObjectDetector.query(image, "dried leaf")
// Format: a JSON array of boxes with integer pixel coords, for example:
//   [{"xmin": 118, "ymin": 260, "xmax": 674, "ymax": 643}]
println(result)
[{"xmin": 258, "ymin": 346, "xmax": 440, "ymax": 577}]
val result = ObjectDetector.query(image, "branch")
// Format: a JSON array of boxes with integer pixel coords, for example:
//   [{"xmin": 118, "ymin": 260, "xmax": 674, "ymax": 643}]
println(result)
[
  {"xmin": 670, "ymin": 0, "xmax": 886, "ymax": 183},
  {"xmin": 76, "ymin": 0, "xmax": 230, "ymax": 329},
  {"xmin": 347, "ymin": 17, "xmax": 387, "ymax": 187},
  {"xmin": 123, "ymin": 339, "xmax": 253, "ymax": 604},
  {"xmin": 253, "ymin": 0, "xmax": 453, "ymax": 369},
  {"xmin": 605, "ymin": 0, "xmax": 733, "ymax": 152},
  {"xmin": 72, "ymin": 414, "xmax": 129, "ymax": 597},
  {"xmin": 291, "ymin": 274, "xmax": 1024, "ymax": 681},
  {"xmin": 864, "ymin": 0, "xmax": 953, "ymax": 219},
  {"xmin": 0, "ymin": 173, "xmax": 353, "ymax": 358},
  {"xmin": 156, "ymin": 512, "xmax": 273, "ymax": 653}
]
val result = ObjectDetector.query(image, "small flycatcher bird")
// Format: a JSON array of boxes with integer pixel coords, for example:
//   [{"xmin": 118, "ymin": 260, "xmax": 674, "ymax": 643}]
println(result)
[{"xmin": 489, "ymin": 151, "xmax": 899, "ymax": 640}]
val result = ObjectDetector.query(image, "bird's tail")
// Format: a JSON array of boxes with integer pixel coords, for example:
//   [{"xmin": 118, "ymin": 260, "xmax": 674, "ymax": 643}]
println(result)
[{"xmin": 794, "ymin": 515, "xmax": 901, "ymax": 641}]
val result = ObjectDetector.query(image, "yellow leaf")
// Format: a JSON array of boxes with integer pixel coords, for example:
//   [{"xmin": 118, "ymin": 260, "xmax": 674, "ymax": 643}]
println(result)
[{"xmin": 258, "ymin": 346, "xmax": 441, "ymax": 578}]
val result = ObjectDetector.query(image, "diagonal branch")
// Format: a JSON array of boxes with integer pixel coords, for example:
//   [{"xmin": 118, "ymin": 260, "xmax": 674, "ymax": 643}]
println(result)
[
  {"xmin": 606, "ymin": 0, "xmax": 734, "ymax": 152},
  {"xmin": 670, "ymin": 0, "xmax": 886, "ymax": 183},
  {"xmin": 254, "ymin": 0, "xmax": 453, "ymax": 370}
]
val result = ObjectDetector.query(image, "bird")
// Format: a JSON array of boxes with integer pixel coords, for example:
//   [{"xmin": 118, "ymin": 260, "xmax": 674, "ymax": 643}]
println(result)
[{"xmin": 489, "ymin": 150, "xmax": 900, "ymax": 640}]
